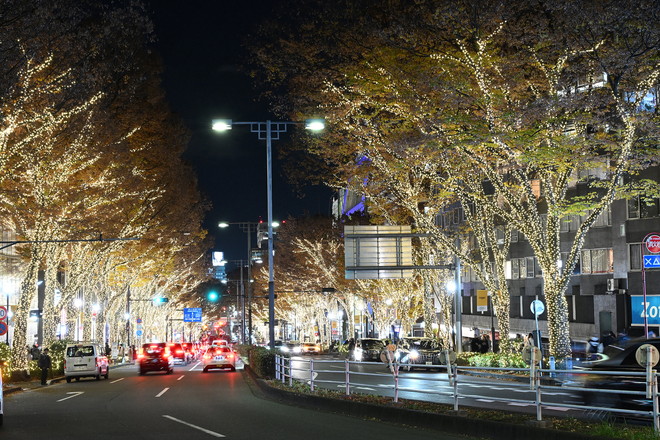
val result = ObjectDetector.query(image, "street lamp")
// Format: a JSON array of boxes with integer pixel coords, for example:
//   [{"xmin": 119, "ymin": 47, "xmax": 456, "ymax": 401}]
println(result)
[{"xmin": 213, "ymin": 118, "xmax": 324, "ymax": 349}]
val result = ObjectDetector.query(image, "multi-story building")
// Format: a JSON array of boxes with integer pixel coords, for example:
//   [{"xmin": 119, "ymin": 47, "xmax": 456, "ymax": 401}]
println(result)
[{"xmin": 459, "ymin": 166, "xmax": 660, "ymax": 344}]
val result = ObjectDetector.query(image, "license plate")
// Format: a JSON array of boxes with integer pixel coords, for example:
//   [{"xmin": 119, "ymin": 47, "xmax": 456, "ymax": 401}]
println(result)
[
  {"xmin": 425, "ymin": 361, "xmax": 432, "ymax": 365},
  {"xmin": 215, "ymin": 356, "xmax": 225, "ymax": 361}
]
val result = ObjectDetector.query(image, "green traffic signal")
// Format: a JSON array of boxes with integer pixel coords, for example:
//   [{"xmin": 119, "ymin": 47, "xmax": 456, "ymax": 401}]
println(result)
[
  {"xmin": 207, "ymin": 291, "xmax": 219, "ymax": 302},
  {"xmin": 152, "ymin": 296, "xmax": 169, "ymax": 304}
]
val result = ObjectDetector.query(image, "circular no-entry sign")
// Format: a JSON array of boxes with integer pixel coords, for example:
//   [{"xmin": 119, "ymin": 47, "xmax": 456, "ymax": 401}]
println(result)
[
  {"xmin": 0, "ymin": 321, "xmax": 7, "ymax": 336},
  {"xmin": 645, "ymin": 234, "xmax": 660, "ymax": 254},
  {"xmin": 530, "ymin": 300, "xmax": 545, "ymax": 316}
]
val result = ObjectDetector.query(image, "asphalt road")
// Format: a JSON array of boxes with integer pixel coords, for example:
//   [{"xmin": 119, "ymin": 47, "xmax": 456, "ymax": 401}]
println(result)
[{"xmin": 3, "ymin": 361, "xmax": 478, "ymax": 440}]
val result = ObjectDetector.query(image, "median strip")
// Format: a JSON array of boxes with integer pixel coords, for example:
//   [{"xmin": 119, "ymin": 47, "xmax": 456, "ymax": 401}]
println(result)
[{"xmin": 162, "ymin": 415, "xmax": 225, "ymax": 437}]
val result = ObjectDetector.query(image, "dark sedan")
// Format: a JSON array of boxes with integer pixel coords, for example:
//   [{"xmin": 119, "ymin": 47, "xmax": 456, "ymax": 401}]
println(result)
[
  {"xmin": 572, "ymin": 337, "xmax": 660, "ymax": 409},
  {"xmin": 138, "ymin": 343, "xmax": 174, "ymax": 375}
]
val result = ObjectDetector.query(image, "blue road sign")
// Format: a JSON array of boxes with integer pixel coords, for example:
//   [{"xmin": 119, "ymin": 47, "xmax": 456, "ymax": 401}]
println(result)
[
  {"xmin": 631, "ymin": 295, "xmax": 660, "ymax": 326},
  {"xmin": 183, "ymin": 307, "xmax": 202, "ymax": 323},
  {"xmin": 644, "ymin": 255, "xmax": 660, "ymax": 269},
  {"xmin": 136, "ymin": 329, "xmax": 143, "ymax": 336}
]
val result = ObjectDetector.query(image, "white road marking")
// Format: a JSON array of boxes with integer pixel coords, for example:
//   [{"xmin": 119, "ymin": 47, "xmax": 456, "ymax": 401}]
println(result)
[
  {"xmin": 177, "ymin": 375, "xmax": 185, "ymax": 381},
  {"xmin": 163, "ymin": 415, "xmax": 226, "ymax": 438},
  {"xmin": 156, "ymin": 387, "xmax": 170, "ymax": 397},
  {"xmin": 57, "ymin": 391, "xmax": 84, "ymax": 402},
  {"xmin": 110, "ymin": 378, "xmax": 124, "ymax": 384},
  {"xmin": 189, "ymin": 362, "xmax": 201, "ymax": 371}
]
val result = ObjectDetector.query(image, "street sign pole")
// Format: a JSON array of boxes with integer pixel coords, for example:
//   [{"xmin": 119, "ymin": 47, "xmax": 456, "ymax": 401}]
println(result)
[{"xmin": 642, "ymin": 233, "xmax": 660, "ymax": 338}]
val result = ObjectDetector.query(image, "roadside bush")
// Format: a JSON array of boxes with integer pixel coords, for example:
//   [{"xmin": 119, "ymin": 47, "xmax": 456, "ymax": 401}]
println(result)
[
  {"xmin": 47, "ymin": 339, "xmax": 72, "ymax": 376},
  {"xmin": 0, "ymin": 342, "xmax": 10, "ymax": 380},
  {"xmin": 248, "ymin": 346, "xmax": 275, "ymax": 378},
  {"xmin": 456, "ymin": 351, "xmax": 526, "ymax": 369}
]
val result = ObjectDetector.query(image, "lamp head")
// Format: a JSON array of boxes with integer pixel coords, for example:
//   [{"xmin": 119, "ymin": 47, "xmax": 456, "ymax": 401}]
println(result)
[
  {"xmin": 212, "ymin": 119, "xmax": 233, "ymax": 131},
  {"xmin": 305, "ymin": 118, "xmax": 325, "ymax": 131}
]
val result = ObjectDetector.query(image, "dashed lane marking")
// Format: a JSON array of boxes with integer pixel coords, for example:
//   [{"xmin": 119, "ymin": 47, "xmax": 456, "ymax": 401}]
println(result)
[
  {"xmin": 163, "ymin": 415, "xmax": 226, "ymax": 438},
  {"xmin": 156, "ymin": 387, "xmax": 169, "ymax": 398}
]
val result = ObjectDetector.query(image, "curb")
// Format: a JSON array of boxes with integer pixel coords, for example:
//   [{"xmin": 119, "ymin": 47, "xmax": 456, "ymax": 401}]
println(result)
[
  {"xmin": 3, "ymin": 362, "xmax": 131, "ymax": 395},
  {"xmin": 245, "ymin": 367, "xmax": 608, "ymax": 440}
]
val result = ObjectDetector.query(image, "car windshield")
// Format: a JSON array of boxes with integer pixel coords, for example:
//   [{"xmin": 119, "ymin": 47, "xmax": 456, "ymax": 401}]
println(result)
[
  {"xmin": 66, "ymin": 346, "xmax": 94, "ymax": 357},
  {"xmin": 208, "ymin": 347, "xmax": 231, "ymax": 354},
  {"xmin": 406, "ymin": 339, "xmax": 439, "ymax": 350},
  {"xmin": 362, "ymin": 340, "xmax": 384, "ymax": 349}
]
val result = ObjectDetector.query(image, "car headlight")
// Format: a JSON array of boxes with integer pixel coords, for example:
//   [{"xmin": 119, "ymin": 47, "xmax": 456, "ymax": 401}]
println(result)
[
  {"xmin": 281, "ymin": 346, "xmax": 289, "ymax": 352},
  {"xmin": 409, "ymin": 350, "xmax": 419, "ymax": 360}
]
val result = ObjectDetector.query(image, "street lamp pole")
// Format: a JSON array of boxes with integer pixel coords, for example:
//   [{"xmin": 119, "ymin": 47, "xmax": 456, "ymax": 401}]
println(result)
[
  {"xmin": 265, "ymin": 121, "xmax": 276, "ymax": 350},
  {"xmin": 213, "ymin": 118, "xmax": 324, "ymax": 350}
]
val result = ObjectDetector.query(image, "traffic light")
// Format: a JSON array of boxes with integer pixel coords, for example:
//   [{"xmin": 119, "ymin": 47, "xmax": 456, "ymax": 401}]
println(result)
[
  {"xmin": 207, "ymin": 290, "xmax": 219, "ymax": 302},
  {"xmin": 152, "ymin": 296, "xmax": 169, "ymax": 305}
]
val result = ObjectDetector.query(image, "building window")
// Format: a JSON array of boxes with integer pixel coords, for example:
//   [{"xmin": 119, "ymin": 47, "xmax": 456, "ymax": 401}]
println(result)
[
  {"xmin": 561, "ymin": 252, "xmax": 581, "ymax": 274},
  {"xmin": 526, "ymin": 257, "xmax": 535, "ymax": 278},
  {"xmin": 628, "ymin": 242, "xmax": 660, "ymax": 271},
  {"xmin": 592, "ymin": 207, "xmax": 611, "ymax": 227},
  {"xmin": 510, "ymin": 229, "xmax": 519, "ymax": 243},
  {"xmin": 581, "ymin": 248, "xmax": 614, "ymax": 274},
  {"xmin": 534, "ymin": 257, "xmax": 542, "ymax": 277},
  {"xmin": 628, "ymin": 197, "xmax": 660, "ymax": 219},
  {"xmin": 511, "ymin": 259, "xmax": 520, "ymax": 279}
]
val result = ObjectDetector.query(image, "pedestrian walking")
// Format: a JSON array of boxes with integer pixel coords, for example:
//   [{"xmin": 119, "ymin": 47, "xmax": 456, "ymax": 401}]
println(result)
[
  {"xmin": 117, "ymin": 344, "xmax": 125, "ymax": 363},
  {"xmin": 31, "ymin": 344, "xmax": 40, "ymax": 360},
  {"xmin": 38, "ymin": 348, "xmax": 52, "ymax": 385},
  {"xmin": 127, "ymin": 345, "xmax": 134, "ymax": 364}
]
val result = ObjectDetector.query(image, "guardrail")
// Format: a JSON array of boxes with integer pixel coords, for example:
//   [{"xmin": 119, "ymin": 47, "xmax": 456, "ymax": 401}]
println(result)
[{"xmin": 274, "ymin": 355, "xmax": 660, "ymax": 431}]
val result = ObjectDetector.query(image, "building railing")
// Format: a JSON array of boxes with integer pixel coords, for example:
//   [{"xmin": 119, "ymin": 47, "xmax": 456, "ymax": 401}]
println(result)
[{"xmin": 274, "ymin": 355, "xmax": 660, "ymax": 431}]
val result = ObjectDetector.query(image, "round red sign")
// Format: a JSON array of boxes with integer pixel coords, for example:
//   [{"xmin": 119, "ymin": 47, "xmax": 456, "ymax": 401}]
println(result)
[{"xmin": 646, "ymin": 234, "xmax": 660, "ymax": 254}]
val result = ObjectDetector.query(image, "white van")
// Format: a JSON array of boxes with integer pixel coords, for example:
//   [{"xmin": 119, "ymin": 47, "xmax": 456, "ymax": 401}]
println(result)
[{"xmin": 64, "ymin": 343, "xmax": 109, "ymax": 382}]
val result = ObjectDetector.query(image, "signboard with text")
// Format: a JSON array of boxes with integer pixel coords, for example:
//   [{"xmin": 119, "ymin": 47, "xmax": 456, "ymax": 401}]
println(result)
[
  {"xmin": 631, "ymin": 295, "xmax": 660, "ymax": 326},
  {"xmin": 183, "ymin": 307, "xmax": 202, "ymax": 322},
  {"xmin": 476, "ymin": 290, "xmax": 488, "ymax": 312}
]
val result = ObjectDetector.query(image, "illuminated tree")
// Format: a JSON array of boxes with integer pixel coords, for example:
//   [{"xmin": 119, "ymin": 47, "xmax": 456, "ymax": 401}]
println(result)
[{"xmin": 250, "ymin": 0, "xmax": 659, "ymax": 358}]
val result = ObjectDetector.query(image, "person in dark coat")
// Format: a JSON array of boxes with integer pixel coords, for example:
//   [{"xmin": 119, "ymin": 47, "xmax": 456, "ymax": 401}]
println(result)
[{"xmin": 38, "ymin": 348, "xmax": 52, "ymax": 385}]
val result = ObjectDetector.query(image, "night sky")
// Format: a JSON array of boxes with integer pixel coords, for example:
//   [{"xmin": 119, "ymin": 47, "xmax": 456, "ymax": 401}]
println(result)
[{"xmin": 146, "ymin": 1, "xmax": 332, "ymax": 261}]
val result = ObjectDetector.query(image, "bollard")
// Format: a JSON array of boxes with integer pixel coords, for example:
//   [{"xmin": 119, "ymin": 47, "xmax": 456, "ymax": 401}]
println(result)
[
  {"xmin": 549, "ymin": 356, "xmax": 555, "ymax": 378},
  {"xmin": 345, "ymin": 359, "xmax": 350, "ymax": 396},
  {"xmin": 275, "ymin": 355, "xmax": 280, "ymax": 381}
]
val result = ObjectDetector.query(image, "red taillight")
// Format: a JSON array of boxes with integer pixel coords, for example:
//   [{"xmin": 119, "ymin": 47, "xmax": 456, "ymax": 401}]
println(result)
[
  {"xmin": 95, "ymin": 356, "xmax": 99, "ymax": 367},
  {"xmin": 138, "ymin": 353, "xmax": 144, "ymax": 360},
  {"xmin": 203, "ymin": 354, "xmax": 211, "ymax": 360},
  {"xmin": 228, "ymin": 354, "xmax": 234, "ymax": 359}
]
